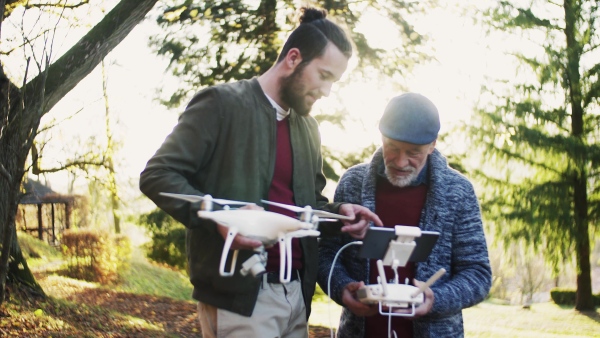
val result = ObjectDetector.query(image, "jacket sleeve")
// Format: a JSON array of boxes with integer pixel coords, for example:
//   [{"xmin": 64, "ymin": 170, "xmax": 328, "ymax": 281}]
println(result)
[
  {"xmin": 317, "ymin": 168, "xmax": 364, "ymax": 305},
  {"xmin": 428, "ymin": 182, "xmax": 492, "ymax": 317},
  {"xmin": 139, "ymin": 88, "xmax": 221, "ymax": 232}
]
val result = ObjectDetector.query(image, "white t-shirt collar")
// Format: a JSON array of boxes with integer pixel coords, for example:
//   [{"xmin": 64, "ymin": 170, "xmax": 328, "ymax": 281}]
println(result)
[{"xmin": 265, "ymin": 94, "xmax": 290, "ymax": 121}]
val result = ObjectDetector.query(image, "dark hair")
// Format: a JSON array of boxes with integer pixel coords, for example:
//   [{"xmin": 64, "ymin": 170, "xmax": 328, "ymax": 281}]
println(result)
[{"xmin": 277, "ymin": 7, "xmax": 352, "ymax": 64}]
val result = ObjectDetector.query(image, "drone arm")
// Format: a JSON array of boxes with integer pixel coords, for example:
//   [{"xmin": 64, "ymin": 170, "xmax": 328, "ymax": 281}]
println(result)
[{"xmin": 219, "ymin": 228, "xmax": 239, "ymax": 277}]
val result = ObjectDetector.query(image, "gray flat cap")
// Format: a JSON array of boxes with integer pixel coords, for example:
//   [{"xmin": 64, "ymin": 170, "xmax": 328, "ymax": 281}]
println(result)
[{"xmin": 378, "ymin": 93, "xmax": 440, "ymax": 144}]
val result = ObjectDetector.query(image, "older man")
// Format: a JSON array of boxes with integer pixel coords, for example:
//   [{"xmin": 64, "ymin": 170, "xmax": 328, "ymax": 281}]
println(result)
[{"xmin": 318, "ymin": 93, "xmax": 492, "ymax": 337}]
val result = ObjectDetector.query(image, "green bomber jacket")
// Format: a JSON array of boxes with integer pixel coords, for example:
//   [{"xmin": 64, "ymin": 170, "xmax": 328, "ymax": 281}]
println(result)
[{"xmin": 139, "ymin": 78, "xmax": 340, "ymax": 317}]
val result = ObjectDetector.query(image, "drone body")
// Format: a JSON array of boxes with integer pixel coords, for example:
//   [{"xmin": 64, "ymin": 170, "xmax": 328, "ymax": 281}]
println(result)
[
  {"xmin": 197, "ymin": 209, "xmax": 314, "ymax": 245},
  {"xmin": 159, "ymin": 192, "xmax": 348, "ymax": 283}
]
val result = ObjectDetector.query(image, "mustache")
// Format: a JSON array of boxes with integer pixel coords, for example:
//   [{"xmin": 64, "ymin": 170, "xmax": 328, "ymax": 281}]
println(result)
[{"xmin": 388, "ymin": 165, "xmax": 416, "ymax": 173}]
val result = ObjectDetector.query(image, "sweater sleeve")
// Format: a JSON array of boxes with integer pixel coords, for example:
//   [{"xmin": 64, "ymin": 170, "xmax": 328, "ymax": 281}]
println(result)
[
  {"xmin": 428, "ymin": 181, "xmax": 492, "ymax": 317},
  {"xmin": 317, "ymin": 167, "xmax": 366, "ymax": 305}
]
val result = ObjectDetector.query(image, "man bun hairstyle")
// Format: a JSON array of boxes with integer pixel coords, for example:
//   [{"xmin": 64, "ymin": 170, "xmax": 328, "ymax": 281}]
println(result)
[{"xmin": 277, "ymin": 7, "xmax": 352, "ymax": 64}]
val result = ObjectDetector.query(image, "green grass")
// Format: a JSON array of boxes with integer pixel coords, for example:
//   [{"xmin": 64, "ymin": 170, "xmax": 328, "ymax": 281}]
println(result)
[
  {"xmin": 17, "ymin": 231, "xmax": 63, "ymax": 269},
  {"xmin": 17, "ymin": 230, "xmax": 193, "ymax": 302},
  {"xmin": 113, "ymin": 247, "xmax": 193, "ymax": 301},
  {"xmin": 464, "ymin": 301, "xmax": 600, "ymax": 337},
  {"xmin": 310, "ymin": 299, "xmax": 600, "ymax": 337}
]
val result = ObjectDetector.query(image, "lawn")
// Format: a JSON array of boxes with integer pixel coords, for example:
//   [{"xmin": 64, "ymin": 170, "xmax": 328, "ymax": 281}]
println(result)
[
  {"xmin": 310, "ymin": 298, "xmax": 600, "ymax": 337},
  {"xmin": 2, "ymin": 232, "xmax": 599, "ymax": 337}
]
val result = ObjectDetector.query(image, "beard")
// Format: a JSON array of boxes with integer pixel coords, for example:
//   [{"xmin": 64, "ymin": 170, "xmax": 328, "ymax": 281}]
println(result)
[
  {"xmin": 385, "ymin": 165, "xmax": 418, "ymax": 188},
  {"xmin": 280, "ymin": 63, "xmax": 313, "ymax": 116}
]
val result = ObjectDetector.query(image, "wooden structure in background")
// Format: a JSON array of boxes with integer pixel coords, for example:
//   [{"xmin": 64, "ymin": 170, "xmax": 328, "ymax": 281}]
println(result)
[{"xmin": 17, "ymin": 179, "xmax": 75, "ymax": 246}]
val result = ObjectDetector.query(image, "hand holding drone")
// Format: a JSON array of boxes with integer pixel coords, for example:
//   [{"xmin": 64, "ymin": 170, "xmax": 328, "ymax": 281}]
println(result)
[
  {"xmin": 159, "ymin": 192, "xmax": 353, "ymax": 283},
  {"xmin": 356, "ymin": 225, "xmax": 445, "ymax": 317}
]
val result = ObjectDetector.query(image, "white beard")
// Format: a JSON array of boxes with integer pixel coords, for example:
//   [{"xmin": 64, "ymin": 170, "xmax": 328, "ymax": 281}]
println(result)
[{"xmin": 385, "ymin": 165, "xmax": 418, "ymax": 188}]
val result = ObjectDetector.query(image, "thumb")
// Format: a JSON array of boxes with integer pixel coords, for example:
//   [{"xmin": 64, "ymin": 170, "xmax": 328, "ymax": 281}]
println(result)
[{"xmin": 346, "ymin": 281, "xmax": 364, "ymax": 292}]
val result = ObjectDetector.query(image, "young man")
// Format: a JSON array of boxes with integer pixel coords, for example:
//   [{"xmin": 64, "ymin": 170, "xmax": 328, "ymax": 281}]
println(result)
[
  {"xmin": 317, "ymin": 93, "xmax": 492, "ymax": 337},
  {"xmin": 139, "ymin": 7, "xmax": 382, "ymax": 338}
]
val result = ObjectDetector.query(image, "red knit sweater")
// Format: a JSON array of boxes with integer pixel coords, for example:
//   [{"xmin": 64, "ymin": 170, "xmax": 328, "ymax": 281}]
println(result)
[
  {"xmin": 265, "ymin": 118, "xmax": 302, "ymax": 271},
  {"xmin": 365, "ymin": 175, "xmax": 427, "ymax": 338}
]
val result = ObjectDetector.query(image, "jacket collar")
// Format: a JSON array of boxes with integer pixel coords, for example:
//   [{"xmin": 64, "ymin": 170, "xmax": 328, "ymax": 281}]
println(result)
[{"xmin": 250, "ymin": 77, "xmax": 299, "ymax": 122}]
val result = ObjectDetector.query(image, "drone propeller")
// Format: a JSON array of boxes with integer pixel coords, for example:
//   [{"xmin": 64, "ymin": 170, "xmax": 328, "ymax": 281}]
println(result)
[
  {"xmin": 260, "ymin": 200, "xmax": 354, "ymax": 221},
  {"xmin": 159, "ymin": 192, "xmax": 251, "ymax": 206}
]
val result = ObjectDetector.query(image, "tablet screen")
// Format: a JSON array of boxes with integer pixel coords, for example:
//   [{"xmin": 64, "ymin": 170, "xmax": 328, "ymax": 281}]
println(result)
[{"xmin": 357, "ymin": 227, "xmax": 440, "ymax": 262}]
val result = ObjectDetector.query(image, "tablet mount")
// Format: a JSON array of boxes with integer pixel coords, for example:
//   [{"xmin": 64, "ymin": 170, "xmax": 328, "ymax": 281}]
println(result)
[{"xmin": 356, "ymin": 225, "xmax": 445, "ymax": 317}]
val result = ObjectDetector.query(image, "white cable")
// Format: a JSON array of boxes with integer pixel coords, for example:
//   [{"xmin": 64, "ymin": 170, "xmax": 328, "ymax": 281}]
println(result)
[{"xmin": 327, "ymin": 240, "xmax": 363, "ymax": 338}]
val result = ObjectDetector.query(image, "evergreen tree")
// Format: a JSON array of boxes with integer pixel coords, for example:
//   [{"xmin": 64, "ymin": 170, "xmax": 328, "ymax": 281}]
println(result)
[{"xmin": 469, "ymin": 0, "xmax": 599, "ymax": 311}]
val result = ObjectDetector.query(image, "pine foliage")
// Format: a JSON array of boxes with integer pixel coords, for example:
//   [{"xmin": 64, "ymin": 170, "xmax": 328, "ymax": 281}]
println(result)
[{"xmin": 469, "ymin": 0, "xmax": 600, "ymax": 311}]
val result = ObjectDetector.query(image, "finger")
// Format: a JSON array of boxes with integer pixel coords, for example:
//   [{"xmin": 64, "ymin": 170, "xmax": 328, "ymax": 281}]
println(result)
[
  {"xmin": 341, "ymin": 223, "xmax": 369, "ymax": 239},
  {"xmin": 229, "ymin": 235, "xmax": 263, "ymax": 250},
  {"xmin": 240, "ymin": 203, "xmax": 264, "ymax": 211},
  {"xmin": 345, "ymin": 282, "xmax": 362, "ymax": 292},
  {"xmin": 369, "ymin": 213, "xmax": 383, "ymax": 226},
  {"xmin": 338, "ymin": 204, "xmax": 356, "ymax": 220},
  {"xmin": 353, "ymin": 206, "xmax": 383, "ymax": 227}
]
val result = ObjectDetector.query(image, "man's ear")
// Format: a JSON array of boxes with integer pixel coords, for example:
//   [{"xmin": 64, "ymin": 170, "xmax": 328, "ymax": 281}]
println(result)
[
  {"xmin": 428, "ymin": 140, "xmax": 437, "ymax": 154},
  {"xmin": 285, "ymin": 48, "xmax": 303, "ymax": 69}
]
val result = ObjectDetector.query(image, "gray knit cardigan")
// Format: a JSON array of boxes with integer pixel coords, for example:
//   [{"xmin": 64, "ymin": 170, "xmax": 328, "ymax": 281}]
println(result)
[{"xmin": 317, "ymin": 148, "xmax": 492, "ymax": 337}]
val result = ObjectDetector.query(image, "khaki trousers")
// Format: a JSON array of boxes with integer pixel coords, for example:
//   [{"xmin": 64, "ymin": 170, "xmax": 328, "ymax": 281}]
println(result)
[{"xmin": 197, "ymin": 277, "xmax": 308, "ymax": 338}]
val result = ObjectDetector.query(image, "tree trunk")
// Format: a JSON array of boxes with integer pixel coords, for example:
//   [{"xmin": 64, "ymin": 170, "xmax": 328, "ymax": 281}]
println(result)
[
  {"xmin": 573, "ymin": 174, "xmax": 593, "ymax": 311},
  {"xmin": 0, "ymin": 0, "xmax": 159, "ymax": 307},
  {"xmin": 564, "ymin": 0, "xmax": 594, "ymax": 311}
]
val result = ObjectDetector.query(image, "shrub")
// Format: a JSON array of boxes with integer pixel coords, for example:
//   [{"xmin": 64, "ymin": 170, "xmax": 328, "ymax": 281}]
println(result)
[
  {"xmin": 61, "ymin": 229, "xmax": 131, "ymax": 284},
  {"xmin": 550, "ymin": 288, "xmax": 600, "ymax": 307},
  {"xmin": 138, "ymin": 208, "xmax": 187, "ymax": 271}
]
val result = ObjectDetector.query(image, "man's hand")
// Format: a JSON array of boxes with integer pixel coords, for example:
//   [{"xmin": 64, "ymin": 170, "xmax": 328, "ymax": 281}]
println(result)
[
  {"xmin": 216, "ymin": 204, "xmax": 263, "ymax": 251},
  {"xmin": 338, "ymin": 204, "xmax": 383, "ymax": 239},
  {"xmin": 392, "ymin": 279, "xmax": 435, "ymax": 318},
  {"xmin": 341, "ymin": 281, "xmax": 379, "ymax": 317}
]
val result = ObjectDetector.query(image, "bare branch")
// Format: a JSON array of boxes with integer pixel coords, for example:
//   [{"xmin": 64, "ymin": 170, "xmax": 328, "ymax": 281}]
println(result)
[
  {"xmin": 23, "ymin": 0, "xmax": 90, "ymax": 11},
  {"xmin": 0, "ymin": 163, "xmax": 12, "ymax": 182},
  {"xmin": 34, "ymin": 158, "xmax": 109, "ymax": 174},
  {"xmin": 37, "ymin": 105, "xmax": 85, "ymax": 133},
  {"xmin": 25, "ymin": 0, "xmax": 159, "ymax": 114}
]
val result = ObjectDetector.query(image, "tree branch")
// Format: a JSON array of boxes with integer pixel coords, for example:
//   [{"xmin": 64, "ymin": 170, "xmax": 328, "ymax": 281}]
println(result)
[
  {"xmin": 24, "ymin": 0, "xmax": 159, "ymax": 115},
  {"xmin": 0, "ymin": 163, "xmax": 12, "ymax": 182},
  {"xmin": 33, "ymin": 158, "xmax": 109, "ymax": 174}
]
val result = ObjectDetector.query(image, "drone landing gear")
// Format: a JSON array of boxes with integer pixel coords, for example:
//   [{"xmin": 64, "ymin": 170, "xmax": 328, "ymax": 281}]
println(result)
[{"xmin": 219, "ymin": 228, "xmax": 240, "ymax": 277}]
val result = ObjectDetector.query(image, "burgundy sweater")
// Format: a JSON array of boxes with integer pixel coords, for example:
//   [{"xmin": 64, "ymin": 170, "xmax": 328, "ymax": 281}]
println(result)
[
  {"xmin": 365, "ymin": 175, "xmax": 427, "ymax": 338},
  {"xmin": 265, "ymin": 118, "xmax": 302, "ymax": 271}
]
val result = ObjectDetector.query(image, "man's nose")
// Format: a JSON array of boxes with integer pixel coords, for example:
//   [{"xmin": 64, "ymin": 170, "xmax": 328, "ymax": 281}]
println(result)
[
  {"xmin": 394, "ymin": 153, "xmax": 409, "ymax": 168},
  {"xmin": 320, "ymin": 81, "xmax": 333, "ymax": 98}
]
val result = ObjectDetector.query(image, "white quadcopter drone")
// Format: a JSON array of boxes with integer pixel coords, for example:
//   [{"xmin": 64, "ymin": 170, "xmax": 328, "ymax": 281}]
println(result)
[
  {"xmin": 159, "ymin": 192, "xmax": 353, "ymax": 283},
  {"xmin": 356, "ymin": 225, "xmax": 446, "ymax": 317}
]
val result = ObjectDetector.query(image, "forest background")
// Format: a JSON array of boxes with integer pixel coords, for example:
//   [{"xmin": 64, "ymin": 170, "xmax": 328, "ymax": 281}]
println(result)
[{"xmin": 1, "ymin": 0, "xmax": 599, "ymax": 320}]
